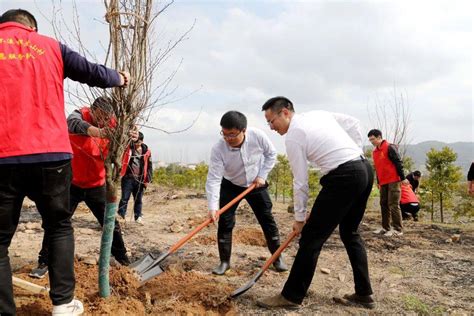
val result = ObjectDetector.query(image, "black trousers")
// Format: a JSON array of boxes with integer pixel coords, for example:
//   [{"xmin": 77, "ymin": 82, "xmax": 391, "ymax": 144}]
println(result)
[
  {"xmin": 281, "ymin": 159, "xmax": 374, "ymax": 304},
  {"xmin": 0, "ymin": 160, "xmax": 75, "ymax": 315},
  {"xmin": 39, "ymin": 184, "xmax": 128, "ymax": 265},
  {"xmin": 217, "ymin": 178, "xmax": 281, "ymax": 255},
  {"xmin": 401, "ymin": 203, "xmax": 420, "ymax": 219}
]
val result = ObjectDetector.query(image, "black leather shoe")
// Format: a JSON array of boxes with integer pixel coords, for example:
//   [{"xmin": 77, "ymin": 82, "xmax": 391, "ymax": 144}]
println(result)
[
  {"xmin": 273, "ymin": 256, "xmax": 288, "ymax": 272},
  {"xmin": 212, "ymin": 261, "xmax": 230, "ymax": 275}
]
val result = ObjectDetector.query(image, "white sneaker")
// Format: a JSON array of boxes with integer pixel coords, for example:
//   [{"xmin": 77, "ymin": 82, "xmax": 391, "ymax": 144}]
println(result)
[
  {"xmin": 384, "ymin": 230, "xmax": 403, "ymax": 237},
  {"xmin": 373, "ymin": 228, "xmax": 387, "ymax": 234},
  {"xmin": 52, "ymin": 299, "xmax": 84, "ymax": 315},
  {"xmin": 136, "ymin": 216, "xmax": 144, "ymax": 224}
]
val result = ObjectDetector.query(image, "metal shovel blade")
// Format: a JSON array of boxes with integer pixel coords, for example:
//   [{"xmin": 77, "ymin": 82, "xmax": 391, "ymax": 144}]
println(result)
[
  {"xmin": 139, "ymin": 264, "xmax": 165, "ymax": 284},
  {"xmin": 230, "ymin": 275, "xmax": 259, "ymax": 298},
  {"xmin": 130, "ymin": 253, "xmax": 156, "ymax": 273}
]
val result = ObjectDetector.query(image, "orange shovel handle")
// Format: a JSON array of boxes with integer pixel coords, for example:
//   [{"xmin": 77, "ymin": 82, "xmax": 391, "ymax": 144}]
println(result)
[{"xmin": 168, "ymin": 183, "xmax": 257, "ymax": 253}]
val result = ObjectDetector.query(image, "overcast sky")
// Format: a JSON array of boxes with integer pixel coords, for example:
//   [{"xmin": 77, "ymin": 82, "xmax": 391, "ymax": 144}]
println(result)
[{"xmin": 2, "ymin": 0, "xmax": 472, "ymax": 163}]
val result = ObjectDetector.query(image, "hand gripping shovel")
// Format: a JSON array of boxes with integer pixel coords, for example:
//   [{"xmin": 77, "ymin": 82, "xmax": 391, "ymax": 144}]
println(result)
[
  {"xmin": 133, "ymin": 183, "xmax": 256, "ymax": 284},
  {"xmin": 230, "ymin": 230, "xmax": 298, "ymax": 298}
]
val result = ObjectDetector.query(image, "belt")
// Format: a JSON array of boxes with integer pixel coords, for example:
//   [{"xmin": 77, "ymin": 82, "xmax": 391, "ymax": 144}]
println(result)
[{"xmin": 347, "ymin": 155, "xmax": 366, "ymax": 163}]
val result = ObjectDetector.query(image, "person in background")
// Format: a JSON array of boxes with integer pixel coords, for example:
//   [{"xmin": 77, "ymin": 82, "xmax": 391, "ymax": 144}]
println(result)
[
  {"xmin": 400, "ymin": 183, "xmax": 420, "ymax": 221},
  {"xmin": 0, "ymin": 9, "xmax": 129, "ymax": 315},
  {"xmin": 368, "ymin": 129, "xmax": 409, "ymax": 237},
  {"xmin": 118, "ymin": 132, "xmax": 153, "ymax": 224},
  {"xmin": 467, "ymin": 162, "xmax": 474, "ymax": 196},
  {"xmin": 406, "ymin": 170, "xmax": 422, "ymax": 193}
]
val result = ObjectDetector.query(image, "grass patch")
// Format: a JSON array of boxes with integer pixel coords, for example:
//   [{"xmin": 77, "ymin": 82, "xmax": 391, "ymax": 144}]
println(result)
[{"xmin": 403, "ymin": 295, "xmax": 445, "ymax": 315}]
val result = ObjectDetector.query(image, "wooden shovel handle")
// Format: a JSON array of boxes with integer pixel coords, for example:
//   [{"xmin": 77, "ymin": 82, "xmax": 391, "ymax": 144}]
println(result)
[
  {"xmin": 168, "ymin": 183, "xmax": 256, "ymax": 253},
  {"xmin": 261, "ymin": 230, "xmax": 299, "ymax": 272}
]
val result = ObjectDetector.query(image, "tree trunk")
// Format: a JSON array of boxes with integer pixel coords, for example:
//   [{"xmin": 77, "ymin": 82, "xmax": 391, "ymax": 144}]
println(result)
[
  {"xmin": 431, "ymin": 193, "xmax": 434, "ymax": 221},
  {"xmin": 439, "ymin": 192, "xmax": 444, "ymax": 223},
  {"xmin": 98, "ymin": 171, "xmax": 120, "ymax": 297}
]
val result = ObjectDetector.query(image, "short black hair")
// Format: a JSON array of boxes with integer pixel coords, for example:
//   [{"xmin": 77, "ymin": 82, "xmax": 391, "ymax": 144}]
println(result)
[
  {"xmin": 91, "ymin": 96, "xmax": 113, "ymax": 114},
  {"xmin": 138, "ymin": 132, "xmax": 144, "ymax": 141},
  {"xmin": 220, "ymin": 111, "xmax": 247, "ymax": 131},
  {"xmin": 0, "ymin": 9, "xmax": 38, "ymax": 30},
  {"xmin": 367, "ymin": 129, "xmax": 382, "ymax": 138},
  {"xmin": 413, "ymin": 170, "xmax": 422, "ymax": 177},
  {"xmin": 261, "ymin": 96, "xmax": 294, "ymax": 112}
]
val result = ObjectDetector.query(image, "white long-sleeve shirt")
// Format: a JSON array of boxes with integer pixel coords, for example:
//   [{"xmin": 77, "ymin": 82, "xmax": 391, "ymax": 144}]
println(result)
[
  {"xmin": 286, "ymin": 111, "xmax": 363, "ymax": 221},
  {"xmin": 206, "ymin": 127, "xmax": 277, "ymax": 211}
]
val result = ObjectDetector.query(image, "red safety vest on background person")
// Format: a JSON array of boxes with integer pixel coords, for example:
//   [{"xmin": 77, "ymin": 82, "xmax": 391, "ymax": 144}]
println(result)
[
  {"xmin": 400, "ymin": 184, "xmax": 419, "ymax": 204},
  {"xmin": 0, "ymin": 22, "xmax": 70, "ymax": 158},
  {"xmin": 372, "ymin": 140, "xmax": 401, "ymax": 185},
  {"xmin": 69, "ymin": 107, "xmax": 113, "ymax": 188},
  {"xmin": 120, "ymin": 145, "xmax": 152, "ymax": 184}
]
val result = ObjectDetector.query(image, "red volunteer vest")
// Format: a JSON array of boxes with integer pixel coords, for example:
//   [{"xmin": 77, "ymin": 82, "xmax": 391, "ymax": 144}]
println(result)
[
  {"xmin": 372, "ymin": 140, "xmax": 400, "ymax": 185},
  {"xmin": 400, "ymin": 184, "xmax": 419, "ymax": 204},
  {"xmin": 69, "ymin": 108, "xmax": 110, "ymax": 188},
  {"xmin": 0, "ymin": 22, "xmax": 70, "ymax": 158}
]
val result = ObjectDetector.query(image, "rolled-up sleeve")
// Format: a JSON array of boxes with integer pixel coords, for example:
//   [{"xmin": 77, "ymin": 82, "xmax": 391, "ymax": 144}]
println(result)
[
  {"xmin": 206, "ymin": 145, "xmax": 225, "ymax": 211},
  {"xmin": 286, "ymin": 138, "xmax": 309, "ymax": 222}
]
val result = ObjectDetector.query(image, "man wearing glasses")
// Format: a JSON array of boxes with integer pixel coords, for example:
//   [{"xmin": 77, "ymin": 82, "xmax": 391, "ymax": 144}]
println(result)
[
  {"xmin": 206, "ymin": 111, "xmax": 287, "ymax": 275},
  {"xmin": 257, "ymin": 97, "xmax": 375, "ymax": 310}
]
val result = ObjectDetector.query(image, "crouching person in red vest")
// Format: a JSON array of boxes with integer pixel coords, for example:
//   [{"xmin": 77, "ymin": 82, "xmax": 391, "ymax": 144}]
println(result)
[
  {"xmin": 400, "ymin": 183, "xmax": 420, "ymax": 221},
  {"xmin": 117, "ymin": 132, "xmax": 153, "ymax": 224},
  {"xmin": 30, "ymin": 97, "xmax": 131, "ymax": 281}
]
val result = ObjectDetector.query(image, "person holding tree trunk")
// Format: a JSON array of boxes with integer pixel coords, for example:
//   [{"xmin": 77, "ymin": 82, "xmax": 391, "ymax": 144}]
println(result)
[
  {"xmin": 29, "ymin": 97, "xmax": 131, "ymax": 280},
  {"xmin": 206, "ymin": 111, "xmax": 287, "ymax": 275},
  {"xmin": 0, "ymin": 9, "xmax": 129, "ymax": 315},
  {"xmin": 257, "ymin": 96, "xmax": 375, "ymax": 310}
]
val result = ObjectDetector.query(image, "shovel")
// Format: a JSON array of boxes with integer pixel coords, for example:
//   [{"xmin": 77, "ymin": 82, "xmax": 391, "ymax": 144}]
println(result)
[
  {"xmin": 230, "ymin": 230, "xmax": 298, "ymax": 298},
  {"xmin": 133, "ymin": 183, "xmax": 256, "ymax": 284},
  {"xmin": 12, "ymin": 276, "xmax": 50, "ymax": 295}
]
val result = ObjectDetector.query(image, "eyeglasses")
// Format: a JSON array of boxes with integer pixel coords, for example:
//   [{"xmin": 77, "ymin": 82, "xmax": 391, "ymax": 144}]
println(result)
[
  {"xmin": 267, "ymin": 110, "xmax": 282, "ymax": 126},
  {"xmin": 220, "ymin": 130, "xmax": 242, "ymax": 139}
]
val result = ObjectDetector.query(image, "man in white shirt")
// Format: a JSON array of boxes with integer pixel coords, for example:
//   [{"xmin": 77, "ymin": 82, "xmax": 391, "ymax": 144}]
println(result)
[
  {"xmin": 206, "ymin": 111, "xmax": 287, "ymax": 275},
  {"xmin": 257, "ymin": 97, "xmax": 375, "ymax": 310}
]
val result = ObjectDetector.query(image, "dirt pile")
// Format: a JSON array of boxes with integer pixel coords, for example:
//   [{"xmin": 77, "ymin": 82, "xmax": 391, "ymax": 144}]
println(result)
[
  {"xmin": 234, "ymin": 228, "xmax": 266, "ymax": 247},
  {"xmin": 14, "ymin": 260, "xmax": 236, "ymax": 315},
  {"xmin": 141, "ymin": 264, "xmax": 235, "ymax": 315}
]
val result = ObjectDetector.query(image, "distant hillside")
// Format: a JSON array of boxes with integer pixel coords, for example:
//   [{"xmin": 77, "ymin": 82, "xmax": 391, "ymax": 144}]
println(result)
[
  {"xmin": 366, "ymin": 141, "xmax": 473, "ymax": 174},
  {"xmin": 403, "ymin": 141, "xmax": 473, "ymax": 174}
]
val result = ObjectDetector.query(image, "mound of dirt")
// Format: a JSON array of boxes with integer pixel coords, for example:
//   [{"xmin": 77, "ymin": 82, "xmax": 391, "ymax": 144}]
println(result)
[
  {"xmin": 142, "ymin": 264, "xmax": 235, "ymax": 315},
  {"xmin": 194, "ymin": 234, "xmax": 217, "ymax": 245},
  {"xmin": 234, "ymin": 228, "xmax": 266, "ymax": 247}
]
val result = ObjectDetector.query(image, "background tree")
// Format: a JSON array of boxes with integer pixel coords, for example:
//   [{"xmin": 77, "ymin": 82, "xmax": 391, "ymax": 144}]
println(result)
[
  {"xmin": 367, "ymin": 86, "xmax": 411, "ymax": 159},
  {"xmin": 308, "ymin": 168, "xmax": 321, "ymax": 199},
  {"xmin": 423, "ymin": 147, "xmax": 463, "ymax": 223},
  {"xmin": 268, "ymin": 155, "xmax": 293, "ymax": 203}
]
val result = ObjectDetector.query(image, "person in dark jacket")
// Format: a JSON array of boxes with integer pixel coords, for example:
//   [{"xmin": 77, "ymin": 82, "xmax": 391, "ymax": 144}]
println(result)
[
  {"xmin": 29, "ymin": 97, "xmax": 131, "ymax": 280},
  {"xmin": 118, "ymin": 132, "xmax": 153, "ymax": 224},
  {"xmin": 0, "ymin": 9, "xmax": 129, "ymax": 315},
  {"xmin": 467, "ymin": 162, "xmax": 474, "ymax": 196},
  {"xmin": 406, "ymin": 170, "xmax": 422, "ymax": 193},
  {"xmin": 368, "ymin": 129, "xmax": 409, "ymax": 237}
]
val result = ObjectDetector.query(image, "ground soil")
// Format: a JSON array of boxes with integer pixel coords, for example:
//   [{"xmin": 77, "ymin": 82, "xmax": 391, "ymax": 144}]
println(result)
[{"xmin": 10, "ymin": 185, "xmax": 474, "ymax": 315}]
